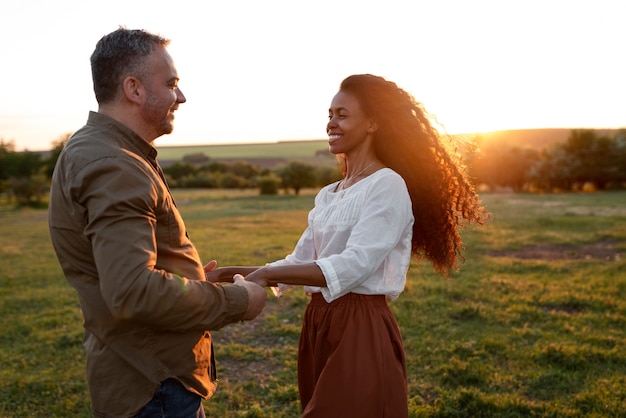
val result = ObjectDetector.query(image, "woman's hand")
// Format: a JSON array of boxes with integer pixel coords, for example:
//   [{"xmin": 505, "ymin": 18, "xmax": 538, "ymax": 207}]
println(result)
[{"xmin": 243, "ymin": 268, "xmax": 269, "ymax": 287}]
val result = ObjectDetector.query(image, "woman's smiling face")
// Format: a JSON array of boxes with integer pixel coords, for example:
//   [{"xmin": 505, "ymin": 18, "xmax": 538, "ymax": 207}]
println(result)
[{"xmin": 326, "ymin": 90, "xmax": 375, "ymax": 156}]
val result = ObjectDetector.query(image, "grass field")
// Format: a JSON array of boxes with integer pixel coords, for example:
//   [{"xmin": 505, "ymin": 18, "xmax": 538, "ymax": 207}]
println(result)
[
  {"xmin": 155, "ymin": 139, "xmax": 329, "ymax": 161},
  {"xmin": 1, "ymin": 190, "xmax": 625, "ymax": 417}
]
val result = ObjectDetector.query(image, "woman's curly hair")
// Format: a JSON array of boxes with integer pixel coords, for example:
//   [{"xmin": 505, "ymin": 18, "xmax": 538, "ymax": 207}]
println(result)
[{"xmin": 338, "ymin": 74, "xmax": 488, "ymax": 276}]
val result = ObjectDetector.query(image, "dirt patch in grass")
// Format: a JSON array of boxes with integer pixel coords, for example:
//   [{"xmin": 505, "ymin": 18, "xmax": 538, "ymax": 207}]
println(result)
[
  {"xmin": 216, "ymin": 357, "xmax": 275, "ymax": 386},
  {"xmin": 488, "ymin": 240, "xmax": 623, "ymax": 261},
  {"xmin": 212, "ymin": 299, "xmax": 291, "ymax": 380}
]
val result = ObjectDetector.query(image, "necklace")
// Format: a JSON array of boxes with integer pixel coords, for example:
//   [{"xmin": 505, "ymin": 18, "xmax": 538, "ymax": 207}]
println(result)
[{"xmin": 338, "ymin": 161, "xmax": 377, "ymax": 191}]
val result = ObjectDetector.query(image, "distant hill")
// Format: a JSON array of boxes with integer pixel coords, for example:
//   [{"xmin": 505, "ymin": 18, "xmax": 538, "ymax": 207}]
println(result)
[
  {"xmin": 156, "ymin": 139, "xmax": 329, "ymax": 161},
  {"xmin": 27, "ymin": 128, "xmax": 623, "ymax": 168},
  {"xmin": 154, "ymin": 129, "xmax": 624, "ymax": 168},
  {"xmin": 157, "ymin": 128, "xmax": 622, "ymax": 161},
  {"xmin": 156, "ymin": 139, "xmax": 334, "ymax": 169}
]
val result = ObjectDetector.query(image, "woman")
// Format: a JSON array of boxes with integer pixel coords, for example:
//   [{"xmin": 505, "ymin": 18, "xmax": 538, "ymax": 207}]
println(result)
[{"xmin": 207, "ymin": 74, "xmax": 487, "ymax": 417}]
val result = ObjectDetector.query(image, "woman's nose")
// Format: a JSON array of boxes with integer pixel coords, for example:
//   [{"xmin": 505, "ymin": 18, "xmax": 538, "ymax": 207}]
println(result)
[{"xmin": 327, "ymin": 117, "xmax": 336, "ymax": 131}]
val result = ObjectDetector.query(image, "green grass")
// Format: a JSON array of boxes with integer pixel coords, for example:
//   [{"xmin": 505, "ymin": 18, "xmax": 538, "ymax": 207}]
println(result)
[{"xmin": 1, "ymin": 190, "xmax": 625, "ymax": 417}]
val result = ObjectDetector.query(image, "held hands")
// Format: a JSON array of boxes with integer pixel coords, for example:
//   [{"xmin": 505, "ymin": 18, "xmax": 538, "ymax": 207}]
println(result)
[
  {"xmin": 232, "ymin": 274, "xmax": 266, "ymax": 320},
  {"xmin": 203, "ymin": 261, "xmax": 267, "ymax": 320},
  {"xmin": 241, "ymin": 268, "xmax": 269, "ymax": 287},
  {"xmin": 203, "ymin": 262, "xmax": 261, "ymax": 284}
]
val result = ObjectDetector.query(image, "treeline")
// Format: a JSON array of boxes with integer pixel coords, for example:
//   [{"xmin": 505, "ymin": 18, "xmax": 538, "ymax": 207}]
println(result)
[
  {"xmin": 467, "ymin": 129, "xmax": 626, "ymax": 192},
  {"xmin": 161, "ymin": 158, "xmax": 341, "ymax": 196},
  {"xmin": 162, "ymin": 129, "xmax": 626, "ymax": 194},
  {"xmin": 0, "ymin": 135, "xmax": 341, "ymax": 205},
  {"xmin": 0, "ymin": 136, "xmax": 66, "ymax": 205},
  {"xmin": 1, "ymin": 129, "xmax": 625, "ymax": 206}
]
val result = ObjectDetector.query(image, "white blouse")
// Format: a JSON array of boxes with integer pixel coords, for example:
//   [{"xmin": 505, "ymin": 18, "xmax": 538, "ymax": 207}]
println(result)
[{"xmin": 269, "ymin": 168, "xmax": 414, "ymax": 302}]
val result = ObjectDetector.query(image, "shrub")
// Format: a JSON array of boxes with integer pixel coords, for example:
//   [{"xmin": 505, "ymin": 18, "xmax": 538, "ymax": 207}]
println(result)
[
  {"xmin": 220, "ymin": 173, "xmax": 248, "ymax": 189},
  {"xmin": 180, "ymin": 174, "xmax": 219, "ymax": 188},
  {"xmin": 258, "ymin": 175, "xmax": 280, "ymax": 195},
  {"xmin": 8, "ymin": 175, "xmax": 49, "ymax": 206}
]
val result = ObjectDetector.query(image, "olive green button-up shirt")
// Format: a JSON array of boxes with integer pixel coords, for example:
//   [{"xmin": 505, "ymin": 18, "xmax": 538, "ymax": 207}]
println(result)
[{"xmin": 49, "ymin": 112, "xmax": 249, "ymax": 417}]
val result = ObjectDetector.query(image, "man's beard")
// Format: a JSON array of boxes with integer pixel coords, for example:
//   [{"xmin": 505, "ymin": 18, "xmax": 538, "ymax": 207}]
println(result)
[{"xmin": 144, "ymin": 97, "xmax": 175, "ymax": 137}]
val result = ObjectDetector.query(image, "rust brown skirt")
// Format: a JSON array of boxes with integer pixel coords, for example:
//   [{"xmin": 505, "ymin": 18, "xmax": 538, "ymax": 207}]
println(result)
[{"xmin": 298, "ymin": 293, "xmax": 408, "ymax": 418}]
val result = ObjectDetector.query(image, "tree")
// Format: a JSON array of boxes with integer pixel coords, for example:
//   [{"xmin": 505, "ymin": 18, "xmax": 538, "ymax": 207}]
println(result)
[
  {"xmin": 0, "ymin": 139, "xmax": 17, "ymax": 181},
  {"xmin": 180, "ymin": 173, "xmax": 218, "ymax": 188},
  {"xmin": 528, "ymin": 147, "xmax": 573, "ymax": 191},
  {"xmin": 8, "ymin": 174, "xmax": 49, "ymax": 205},
  {"xmin": 0, "ymin": 138, "xmax": 47, "ymax": 205},
  {"xmin": 219, "ymin": 173, "xmax": 248, "ymax": 189},
  {"xmin": 201, "ymin": 161, "xmax": 231, "ymax": 173},
  {"xmin": 559, "ymin": 129, "xmax": 625, "ymax": 190},
  {"xmin": 0, "ymin": 139, "xmax": 15, "ymax": 195},
  {"xmin": 162, "ymin": 162, "xmax": 197, "ymax": 181},
  {"xmin": 496, "ymin": 147, "xmax": 540, "ymax": 191},
  {"xmin": 258, "ymin": 175, "xmax": 280, "ymax": 195},
  {"xmin": 230, "ymin": 160, "xmax": 260, "ymax": 180},
  {"xmin": 0, "ymin": 139, "xmax": 44, "ymax": 180},
  {"xmin": 612, "ymin": 130, "xmax": 626, "ymax": 187},
  {"xmin": 468, "ymin": 141, "xmax": 539, "ymax": 191},
  {"xmin": 44, "ymin": 133, "xmax": 71, "ymax": 178},
  {"xmin": 182, "ymin": 152, "xmax": 210, "ymax": 166},
  {"xmin": 562, "ymin": 130, "xmax": 598, "ymax": 188},
  {"xmin": 275, "ymin": 161, "xmax": 316, "ymax": 195},
  {"xmin": 314, "ymin": 164, "xmax": 342, "ymax": 187}
]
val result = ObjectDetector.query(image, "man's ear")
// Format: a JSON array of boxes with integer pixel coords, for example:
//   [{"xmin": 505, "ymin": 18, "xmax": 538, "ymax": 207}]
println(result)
[
  {"xmin": 367, "ymin": 119, "xmax": 378, "ymax": 133},
  {"xmin": 122, "ymin": 76, "xmax": 143, "ymax": 105}
]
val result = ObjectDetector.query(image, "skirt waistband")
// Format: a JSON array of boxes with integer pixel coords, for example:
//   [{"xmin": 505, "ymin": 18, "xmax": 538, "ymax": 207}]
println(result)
[{"xmin": 310, "ymin": 292, "xmax": 387, "ymax": 307}]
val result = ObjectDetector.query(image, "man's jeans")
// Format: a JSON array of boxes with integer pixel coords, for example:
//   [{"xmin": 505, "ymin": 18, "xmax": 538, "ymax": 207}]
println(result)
[{"xmin": 134, "ymin": 378, "xmax": 205, "ymax": 418}]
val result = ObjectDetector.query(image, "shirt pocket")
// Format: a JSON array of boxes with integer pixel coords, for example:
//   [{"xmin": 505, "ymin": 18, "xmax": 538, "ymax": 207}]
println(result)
[{"xmin": 157, "ymin": 196, "xmax": 188, "ymax": 248}]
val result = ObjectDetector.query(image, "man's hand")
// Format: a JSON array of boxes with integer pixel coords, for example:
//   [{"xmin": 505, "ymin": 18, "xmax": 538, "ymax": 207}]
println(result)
[
  {"xmin": 203, "ymin": 260, "xmax": 220, "ymax": 282},
  {"xmin": 242, "ymin": 268, "xmax": 268, "ymax": 287},
  {"xmin": 203, "ymin": 260, "xmax": 217, "ymax": 272},
  {"xmin": 204, "ymin": 264, "xmax": 259, "ymax": 283},
  {"xmin": 232, "ymin": 274, "xmax": 266, "ymax": 320}
]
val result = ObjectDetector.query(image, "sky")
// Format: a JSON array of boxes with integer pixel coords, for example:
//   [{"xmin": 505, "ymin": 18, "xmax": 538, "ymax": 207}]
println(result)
[{"xmin": 1, "ymin": 0, "xmax": 624, "ymax": 151}]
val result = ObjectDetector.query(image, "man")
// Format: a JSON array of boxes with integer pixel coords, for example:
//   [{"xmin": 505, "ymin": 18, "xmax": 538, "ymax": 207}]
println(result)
[{"xmin": 48, "ymin": 28, "xmax": 266, "ymax": 417}]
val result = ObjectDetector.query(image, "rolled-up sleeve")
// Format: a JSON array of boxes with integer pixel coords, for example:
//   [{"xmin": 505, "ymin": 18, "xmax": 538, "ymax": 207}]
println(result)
[{"xmin": 266, "ymin": 172, "xmax": 413, "ymax": 302}]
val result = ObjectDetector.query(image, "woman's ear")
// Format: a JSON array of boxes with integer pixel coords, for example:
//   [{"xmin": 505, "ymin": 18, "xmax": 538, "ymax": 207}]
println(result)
[{"xmin": 367, "ymin": 119, "xmax": 378, "ymax": 133}]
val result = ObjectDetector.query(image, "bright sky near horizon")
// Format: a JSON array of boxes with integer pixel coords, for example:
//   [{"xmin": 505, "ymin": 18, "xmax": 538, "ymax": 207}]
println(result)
[{"xmin": 1, "ymin": 0, "xmax": 624, "ymax": 151}]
